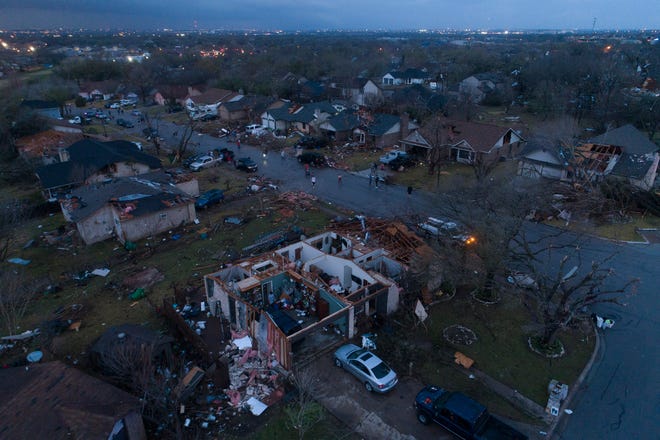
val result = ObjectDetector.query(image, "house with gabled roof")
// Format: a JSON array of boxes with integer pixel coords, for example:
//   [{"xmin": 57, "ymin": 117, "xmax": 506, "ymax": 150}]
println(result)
[
  {"xmin": 330, "ymin": 77, "xmax": 383, "ymax": 107},
  {"xmin": 580, "ymin": 124, "xmax": 659, "ymax": 190},
  {"xmin": 36, "ymin": 139, "xmax": 162, "ymax": 200},
  {"xmin": 218, "ymin": 95, "xmax": 274, "ymax": 122},
  {"xmin": 405, "ymin": 118, "xmax": 524, "ymax": 164},
  {"xmin": 517, "ymin": 137, "xmax": 572, "ymax": 181},
  {"xmin": 60, "ymin": 174, "xmax": 196, "ymax": 245},
  {"xmin": 354, "ymin": 113, "xmax": 418, "ymax": 149},
  {"xmin": 0, "ymin": 361, "xmax": 146, "ymax": 440},
  {"xmin": 382, "ymin": 68, "xmax": 430, "ymax": 86},
  {"xmin": 261, "ymin": 101, "xmax": 339, "ymax": 135},
  {"xmin": 459, "ymin": 73, "xmax": 504, "ymax": 103},
  {"xmin": 319, "ymin": 110, "xmax": 362, "ymax": 141}
]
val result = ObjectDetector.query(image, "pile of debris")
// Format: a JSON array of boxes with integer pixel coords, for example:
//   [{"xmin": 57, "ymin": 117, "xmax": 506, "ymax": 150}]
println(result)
[
  {"xmin": 277, "ymin": 191, "xmax": 318, "ymax": 212},
  {"xmin": 222, "ymin": 331, "xmax": 284, "ymax": 414}
]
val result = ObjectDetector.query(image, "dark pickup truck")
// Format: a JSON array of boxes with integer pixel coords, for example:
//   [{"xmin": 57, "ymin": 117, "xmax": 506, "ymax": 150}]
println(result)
[{"xmin": 414, "ymin": 386, "xmax": 528, "ymax": 440}]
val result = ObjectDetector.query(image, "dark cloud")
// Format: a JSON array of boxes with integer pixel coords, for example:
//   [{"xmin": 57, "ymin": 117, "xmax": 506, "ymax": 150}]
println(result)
[{"xmin": 1, "ymin": 0, "xmax": 658, "ymax": 30}]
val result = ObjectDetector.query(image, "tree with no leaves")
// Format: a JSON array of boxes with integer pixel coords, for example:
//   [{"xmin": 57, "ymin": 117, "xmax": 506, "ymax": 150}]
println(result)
[
  {"xmin": 0, "ymin": 269, "xmax": 40, "ymax": 336},
  {"xmin": 285, "ymin": 367, "xmax": 326, "ymax": 440},
  {"xmin": 510, "ymin": 229, "xmax": 639, "ymax": 348}
]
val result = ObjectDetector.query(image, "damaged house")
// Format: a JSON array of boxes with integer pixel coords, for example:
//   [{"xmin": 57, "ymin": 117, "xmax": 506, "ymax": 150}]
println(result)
[
  {"xmin": 204, "ymin": 230, "xmax": 405, "ymax": 370},
  {"xmin": 60, "ymin": 175, "xmax": 196, "ymax": 245},
  {"xmin": 36, "ymin": 139, "xmax": 161, "ymax": 200}
]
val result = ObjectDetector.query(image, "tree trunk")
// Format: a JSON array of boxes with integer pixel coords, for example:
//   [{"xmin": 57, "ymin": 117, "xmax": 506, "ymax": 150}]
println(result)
[{"xmin": 540, "ymin": 321, "xmax": 561, "ymax": 347}]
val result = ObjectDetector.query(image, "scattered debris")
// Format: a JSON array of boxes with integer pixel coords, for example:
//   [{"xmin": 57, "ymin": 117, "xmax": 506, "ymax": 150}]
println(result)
[
  {"xmin": 1, "ymin": 329, "xmax": 41, "ymax": 341},
  {"xmin": 91, "ymin": 268, "xmax": 110, "ymax": 277},
  {"xmin": 246, "ymin": 397, "xmax": 268, "ymax": 416},
  {"xmin": 122, "ymin": 267, "xmax": 164, "ymax": 289},
  {"xmin": 7, "ymin": 257, "xmax": 31, "ymax": 265}
]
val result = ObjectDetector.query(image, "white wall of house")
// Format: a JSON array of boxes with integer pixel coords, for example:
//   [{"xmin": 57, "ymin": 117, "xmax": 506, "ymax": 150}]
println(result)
[
  {"xmin": 84, "ymin": 162, "xmax": 152, "ymax": 184},
  {"xmin": 75, "ymin": 206, "xmax": 116, "ymax": 245},
  {"xmin": 115, "ymin": 203, "xmax": 195, "ymax": 243},
  {"xmin": 518, "ymin": 150, "xmax": 567, "ymax": 180}
]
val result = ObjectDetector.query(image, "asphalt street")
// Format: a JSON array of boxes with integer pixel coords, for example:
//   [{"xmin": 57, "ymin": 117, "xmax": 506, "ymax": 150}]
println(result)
[{"xmin": 122, "ymin": 115, "xmax": 658, "ymax": 440}]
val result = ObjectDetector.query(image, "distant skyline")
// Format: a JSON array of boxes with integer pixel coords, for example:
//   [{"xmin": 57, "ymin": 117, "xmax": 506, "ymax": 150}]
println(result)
[{"xmin": 1, "ymin": 1, "xmax": 659, "ymax": 32}]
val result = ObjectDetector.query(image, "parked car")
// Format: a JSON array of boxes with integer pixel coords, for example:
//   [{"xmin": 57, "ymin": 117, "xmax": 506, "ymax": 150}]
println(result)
[
  {"xmin": 297, "ymin": 151, "xmax": 326, "ymax": 167},
  {"xmin": 333, "ymin": 343, "xmax": 398, "ymax": 393},
  {"xmin": 95, "ymin": 111, "xmax": 109, "ymax": 120},
  {"xmin": 414, "ymin": 385, "xmax": 528, "ymax": 439},
  {"xmin": 235, "ymin": 157, "xmax": 258, "ymax": 172},
  {"xmin": 189, "ymin": 155, "xmax": 221, "ymax": 172},
  {"xmin": 68, "ymin": 116, "xmax": 82, "ymax": 125},
  {"xmin": 109, "ymin": 102, "xmax": 121, "ymax": 109},
  {"xmin": 131, "ymin": 109, "xmax": 142, "ymax": 116},
  {"xmin": 183, "ymin": 153, "xmax": 207, "ymax": 168},
  {"xmin": 418, "ymin": 217, "xmax": 476, "ymax": 246},
  {"xmin": 379, "ymin": 148, "xmax": 408, "ymax": 164},
  {"xmin": 245, "ymin": 124, "xmax": 267, "ymax": 136},
  {"xmin": 116, "ymin": 118, "xmax": 134, "ymax": 128},
  {"xmin": 195, "ymin": 189, "xmax": 224, "ymax": 209},
  {"xmin": 83, "ymin": 110, "xmax": 96, "ymax": 119}
]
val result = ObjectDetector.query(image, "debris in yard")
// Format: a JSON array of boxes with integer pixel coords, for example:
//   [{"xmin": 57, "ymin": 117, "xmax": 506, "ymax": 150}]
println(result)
[
  {"xmin": 414, "ymin": 300, "xmax": 428, "ymax": 322},
  {"xmin": 246, "ymin": 397, "xmax": 268, "ymax": 416},
  {"xmin": 454, "ymin": 351, "xmax": 475, "ymax": 369},
  {"xmin": 1, "ymin": 329, "xmax": 41, "ymax": 341},
  {"xmin": 277, "ymin": 191, "xmax": 318, "ymax": 211},
  {"xmin": 122, "ymin": 267, "xmax": 164, "ymax": 289},
  {"xmin": 91, "ymin": 268, "xmax": 110, "ymax": 277},
  {"xmin": 232, "ymin": 335, "xmax": 252, "ymax": 350},
  {"xmin": 129, "ymin": 288, "xmax": 146, "ymax": 300},
  {"xmin": 7, "ymin": 257, "xmax": 31, "ymax": 265},
  {"xmin": 443, "ymin": 324, "xmax": 478, "ymax": 345}
]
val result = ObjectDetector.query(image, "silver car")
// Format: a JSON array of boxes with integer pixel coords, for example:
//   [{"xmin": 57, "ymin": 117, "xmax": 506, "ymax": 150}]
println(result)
[{"xmin": 333, "ymin": 343, "xmax": 398, "ymax": 393}]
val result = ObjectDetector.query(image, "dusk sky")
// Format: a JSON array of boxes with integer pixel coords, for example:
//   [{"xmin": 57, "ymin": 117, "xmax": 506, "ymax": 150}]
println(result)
[{"xmin": 1, "ymin": 0, "xmax": 658, "ymax": 31}]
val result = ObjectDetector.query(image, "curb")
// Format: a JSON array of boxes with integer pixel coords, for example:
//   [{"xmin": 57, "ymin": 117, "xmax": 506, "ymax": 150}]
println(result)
[{"xmin": 546, "ymin": 322, "xmax": 601, "ymax": 439}]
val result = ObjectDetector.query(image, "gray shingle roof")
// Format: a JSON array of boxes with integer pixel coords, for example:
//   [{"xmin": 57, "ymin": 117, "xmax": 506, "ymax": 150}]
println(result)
[
  {"xmin": 367, "ymin": 114, "xmax": 401, "ymax": 136},
  {"xmin": 610, "ymin": 153, "xmax": 657, "ymax": 179},
  {"xmin": 36, "ymin": 140, "xmax": 161, "ymax": 189},
  {"xmin": 588, "ymin": 124, "xmax": 659, "ymax": 155}
]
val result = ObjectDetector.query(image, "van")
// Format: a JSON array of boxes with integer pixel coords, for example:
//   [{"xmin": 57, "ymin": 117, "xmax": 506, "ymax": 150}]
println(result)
[{"xmin": 245, "ymin": 124, "xmax": 266, "ymax": 135}]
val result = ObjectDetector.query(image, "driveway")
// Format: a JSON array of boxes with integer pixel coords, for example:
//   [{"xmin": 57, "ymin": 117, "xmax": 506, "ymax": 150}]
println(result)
[{"xmin": 307, "ymin": 351, "xmax": 447, "ymax": 440}]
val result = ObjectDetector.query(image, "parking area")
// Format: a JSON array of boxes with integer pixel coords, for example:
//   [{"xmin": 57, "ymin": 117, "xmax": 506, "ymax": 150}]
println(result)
[{"xmin": 306, "ymin": 350, "xmax": 451, "ymax": 440}]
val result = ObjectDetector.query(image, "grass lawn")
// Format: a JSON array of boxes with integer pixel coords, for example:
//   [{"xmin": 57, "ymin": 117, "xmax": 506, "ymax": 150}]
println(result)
[
  {"xmin": 2, "ymin": 164, "xmax": 332, "ymax": 364},
  {"xmin": 423, "ymin": 289, "xmax": 594, "ymax": 406},
  {"xmin": 546, "ymin": 213, "xmax": 660, "ymax": 242}
]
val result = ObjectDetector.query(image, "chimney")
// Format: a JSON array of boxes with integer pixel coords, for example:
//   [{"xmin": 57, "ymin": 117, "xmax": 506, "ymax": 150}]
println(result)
[{"xmin": 400, "ymin": 113, "xmax": 410, "ymax": 139}]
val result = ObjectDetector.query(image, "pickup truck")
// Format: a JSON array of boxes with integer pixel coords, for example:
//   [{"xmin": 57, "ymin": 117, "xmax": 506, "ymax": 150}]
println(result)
[
  {"xmin": 414, "ymin": 386, "xmax": 527, "ymax": 440},
  {"xmin": 379, "ymin": 149, "xmax": 408, "ymax": 164},
  {"xmin": 189, "ymin": 155, "xmax": 221, "ymax": 171}
]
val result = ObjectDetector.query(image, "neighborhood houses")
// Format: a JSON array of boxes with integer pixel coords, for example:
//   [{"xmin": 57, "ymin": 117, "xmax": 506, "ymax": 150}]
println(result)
[{"xmin": 1, "ymin": 27, "xmax": 657, "ymax": 440}]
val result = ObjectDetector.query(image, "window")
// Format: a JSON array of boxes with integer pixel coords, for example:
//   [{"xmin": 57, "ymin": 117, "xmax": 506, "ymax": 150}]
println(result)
[{"xmin": 350, "ymin": 360, "xmax": 370, "ymax": 376}]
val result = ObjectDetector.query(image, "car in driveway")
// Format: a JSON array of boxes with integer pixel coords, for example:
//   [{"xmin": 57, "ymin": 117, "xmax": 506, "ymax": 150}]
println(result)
[
  {"xmin": 388, "ymin": 155, "xmax": 417, "ymax": 171},
  {"xmin": 333, "ymin": 343, "xmax": 398, "ymax": 393},
  {"xmin": 379, "ymin": 148, "xmax": 408, "ymax": 164},
  {"xmin": 235, "ymin": 157, "xmax": 258, "ymax": 172},
  {"xmin": 195, "ymin": 189, "xmax": 224, "ymax": 209},
  {"xmin": 189, "ymin": 155, "xmax": 220, "ymax": 171},
  {"xmin": 116, "ymin": 118, "xmax": 134, "ymax": 128}
]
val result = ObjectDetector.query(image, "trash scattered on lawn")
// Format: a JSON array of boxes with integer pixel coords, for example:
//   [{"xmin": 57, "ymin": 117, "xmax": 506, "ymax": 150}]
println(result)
[
  {"xmin": 27, "ymin": 351, "xmax": 43, "ymax": 363},
  {"xmin": 91, "ymin": 268, "xmax": 110, "ymax": 277},
  {"xmin": 129, "ymin": 288, "xmax": 146, "ymax": 300},
  {"xmin": 1, "ymin": 329, "xmax": 41, "ymax": 341},
  {"xmin": 7, "ymin": 257, "xmax": 31, "ymax": 265}
]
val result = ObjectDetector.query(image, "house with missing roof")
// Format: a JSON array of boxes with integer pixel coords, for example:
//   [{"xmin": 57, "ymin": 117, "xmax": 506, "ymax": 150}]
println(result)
[
  {"xmin": 0, "ymin": 361, "xmax": 146, "ymax": 440},
  {"xmin": 35, "ymin": 139, "xmax": 162, "ymax": 200},
  {"xmin": 353, "ymin": 113, "xmax": 418, "ymax": 149},
  {"xmin": 580, "ymin": 124, "xmax": 659, "ymax": 190},
  {"xmin": 517, "ymin": 125, "xmax": 659, "ymax": 191},
  {"xmin": 60, "ymin": 175, "xmax": 196, "ymax": 245},
  {"xmin": 203, "ymin": 226, "xmax": 422, "ymax": 370}
]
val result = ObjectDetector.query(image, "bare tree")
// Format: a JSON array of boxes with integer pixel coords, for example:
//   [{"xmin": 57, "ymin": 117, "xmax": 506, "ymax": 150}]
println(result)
[
  {"xmin": 0, "ymin": 269, "xmax": 40, "ymax": 336},
  {"xmin": 172, "ymin": 114, "xmax": 198, "ymax": 163},
  {"xmin": 511, "ymin": 232, "xmax": 639, "ymax": 348},
  {"xmin": 285, "ymin": 368, "xmax": 326, "ymax": 440}
]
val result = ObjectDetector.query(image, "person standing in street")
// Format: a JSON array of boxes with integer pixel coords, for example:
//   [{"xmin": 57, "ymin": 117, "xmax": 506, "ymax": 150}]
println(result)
[
  {"xmin": 337, "ymin": 174, "xmax": 342, "ymax": 185},
  {"xmin": 237, "ymin": 139, "xmax": 241, "ymax": 150},
  {"xmin": 311, "ymin": 175, "xmax": 317, "ymax": 188},
  {"xmin": 368, "ymin": 173, "xmax": 373, "ymax": 187}
]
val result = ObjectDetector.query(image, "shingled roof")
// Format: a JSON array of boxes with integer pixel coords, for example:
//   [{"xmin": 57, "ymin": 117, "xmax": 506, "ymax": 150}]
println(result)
[
  {"xmin": 443, "ymin": 119, "xmax": 521, "ymax": 153},
  {"xmin": 36, "ymin": 140, "xmax": 162, "ymax": 190},
  {"xmin": 588, "ymin": 124, "xmax": 659, "ymax": 155},
  {"xmin": 0, "ymin": 361, "xmax": 142, "ymax": 440},
  {"xmin": 63, "ymin": 176, "xmax": 192, "ymax": 222}
]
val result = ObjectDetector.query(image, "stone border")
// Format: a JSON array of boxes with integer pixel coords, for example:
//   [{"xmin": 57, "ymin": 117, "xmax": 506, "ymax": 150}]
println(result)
[
  {"xmin": 527, "ymin": 336, "xmax": 566, "ymax": 358},
  {"xmin": 470, "ymin": 288, "xmax": 501, "ymax": 305},
  {"xmin": 443, "ymin": 324, "xmax": 478, "ymax": 346}
]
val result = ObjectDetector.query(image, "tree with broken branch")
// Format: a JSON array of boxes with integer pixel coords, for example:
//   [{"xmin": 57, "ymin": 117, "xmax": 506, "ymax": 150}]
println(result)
[{"xmin": 511, "ymin": 231, "xmax": 639, "ymax": 349}]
